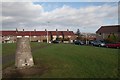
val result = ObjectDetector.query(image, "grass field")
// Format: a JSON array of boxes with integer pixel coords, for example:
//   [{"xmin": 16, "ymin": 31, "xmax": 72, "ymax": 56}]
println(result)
[{"xmin": 2, "ymin": 42, "xmax": 119, "ymax": 78}]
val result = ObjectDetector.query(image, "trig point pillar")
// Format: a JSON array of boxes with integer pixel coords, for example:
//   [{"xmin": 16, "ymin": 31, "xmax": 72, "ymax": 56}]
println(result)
[{"xmin": 15, "ymin": 37, "xmax": 34, "ymax": 68}]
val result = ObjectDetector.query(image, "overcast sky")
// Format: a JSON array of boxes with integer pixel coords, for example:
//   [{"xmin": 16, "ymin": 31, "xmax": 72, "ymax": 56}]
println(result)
[{"xmin": 1, "ymin": 0, "xmax": 119, "ymax": 33}]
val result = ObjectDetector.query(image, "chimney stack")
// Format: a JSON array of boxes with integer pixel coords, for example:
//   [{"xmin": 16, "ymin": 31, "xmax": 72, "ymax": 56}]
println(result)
[
  {"xmin": 45, "ymin": 29, "xmax": 47, "ymax": 31},
  {"xmin": 16, "ymin": 28, "xmax": 18, "ymax": 33},
  {"xmin": 56, "ymin": 29, "xmax": 58, "ymax": 31},
  {"xmin": 67, "ymin": 29, "xmax": 69, "ymax": 32},
  {"xmin": 34, "ymin": 29, "xmax": 36, "ymax": 31},
  {"xmin": 56, "ymin": 29, "xmax": 59, "ymax": 37},
  {"xmin": 16, "ymin": 28, "xmax": 18, "ymax": 31}
]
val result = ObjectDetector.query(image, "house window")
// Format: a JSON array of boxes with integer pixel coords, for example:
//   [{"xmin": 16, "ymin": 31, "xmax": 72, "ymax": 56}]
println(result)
[
  {"xmin": 59, "ymin": 36, "xmax": 62, "ymax": 38},
  {"xmin": 68, "ymin": 36, "xmax": 71, "ymax": 38},
  {"xmin": 25, "ymin": 36, "xmax": 29, "ymax": 38},
  {"xmin": 17, "ymin": 36, "xmax": 22, "ymax": 38},
  {"xmin": 33, "ymin": 36, "xmax": 36, "ymax": 38},
  {"xmin": 99, "ymin": 33, "xmax": 102, "ymax": 36}
]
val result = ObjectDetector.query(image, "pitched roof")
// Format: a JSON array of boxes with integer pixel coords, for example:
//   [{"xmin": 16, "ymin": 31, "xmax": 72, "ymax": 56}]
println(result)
[
  {"xmin": 1, "ymin": 30, "xmax": 75, "ymax": 36},
  {"xmin": 62, "ymin": 31, "xmax": 75, "ymax": 36},
  {"xmin": 1, "ymin": 31, "xmax": 16, "ymax": 36},
  {"xmin": 96, "ymin": 25, "xmax": 120, "ymax": 33},
  {"xmin": 50, "ymin": 31, "xmax": 62, "ymax": 35}
]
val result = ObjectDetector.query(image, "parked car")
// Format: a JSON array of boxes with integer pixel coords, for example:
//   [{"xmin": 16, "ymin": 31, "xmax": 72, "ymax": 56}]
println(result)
[
  {"xmin": 89, "ymin": 40, "xmax": 95, "ymax": 45},
  {"xmin": 52, "ymin": 40, "xmax": 60, "ymax": 43},
  {"xmin": 74, "ymin": 40, "xmax": 84, "ymax": 45},
  {"xmin": 105, "ymin": 42, "xmax": 120, "ymax": 48},
  {"xmin": 92, "ymin": 40, "xmax": 106, "ymax": 47}
]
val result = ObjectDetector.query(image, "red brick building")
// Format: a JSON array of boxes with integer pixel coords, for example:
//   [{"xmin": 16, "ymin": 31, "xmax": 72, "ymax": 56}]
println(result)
[
  {"xmin": 96, "ymin": 25, "xmax": 120, "ymax": 41},
  {"xmin": 1, "ymin": 29, "xmax": 75, "ymax": 43}
]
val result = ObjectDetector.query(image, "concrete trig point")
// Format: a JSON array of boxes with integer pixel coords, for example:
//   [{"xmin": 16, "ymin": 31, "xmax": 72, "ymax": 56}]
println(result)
[{"xmin": 15, "ymin": 37, "xmax": 34, "ymax": 68}]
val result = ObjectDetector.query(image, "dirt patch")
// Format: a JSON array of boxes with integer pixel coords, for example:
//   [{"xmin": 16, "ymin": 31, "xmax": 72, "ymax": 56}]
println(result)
[{"xmin": 2, "ymin": 64, "xmax": 49, "ymax": 78}]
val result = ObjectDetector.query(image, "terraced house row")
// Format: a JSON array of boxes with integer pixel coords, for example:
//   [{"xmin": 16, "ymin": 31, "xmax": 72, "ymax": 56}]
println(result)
[
  {"xmin": 1, "ymin": 25, "xmax": 119, "ymax": 43},
  {"xmin": 1, "ymin": 29, "xmax": 76, "ymax": 43}
]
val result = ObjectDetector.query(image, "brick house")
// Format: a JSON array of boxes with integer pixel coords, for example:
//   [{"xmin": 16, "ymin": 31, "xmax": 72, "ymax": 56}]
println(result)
[
  {"xmin": 96, "ymin": 25, "xmax": 120, "ymax": 42},
  {"xmin": 1, "ymin": 29, "xmax": 75, "ymax": 43},
  {"xmin": 80, "ymin": 33, "xmax": 96, "ymax": 41}
]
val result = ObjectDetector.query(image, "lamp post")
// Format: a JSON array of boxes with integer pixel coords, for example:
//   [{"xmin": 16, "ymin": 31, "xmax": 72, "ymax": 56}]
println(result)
[
  {"xmin": 46, "ymin": 21, "xmax": 50, "ymax": 43},
  {"xmin": 85, "ymin": 33, "xmax": 88, "ymax": 45},
  {"xmin": 30, "ymin": 31, "xmax": 31, "ymax": 42},
  {"xmin": 83, "ymin": 27, "xmax": 88, "ymax": 45}
]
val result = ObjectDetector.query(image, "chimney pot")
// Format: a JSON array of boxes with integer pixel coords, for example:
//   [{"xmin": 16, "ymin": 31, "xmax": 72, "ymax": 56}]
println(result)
[
  {"xmin": 56, "ymin": 29, "xmax": 58, "ymax": 31},
  {"xmin": 45, "ymin": 29, "xmax": 47, "ymax": 31},
  {"xmin": 16, "ymin": 28, "xmax": 18, "ymax": 33},
  {"xmin": 34, "ymin": 29, "xmax": 36, "ymax": 31},
  {"xmin": 67, "ymin": 29, "xmax": 69, "ymax": 32},
  {"xmin": 16, "ymin": 28, "xmax": 18, "ymax": 31}
]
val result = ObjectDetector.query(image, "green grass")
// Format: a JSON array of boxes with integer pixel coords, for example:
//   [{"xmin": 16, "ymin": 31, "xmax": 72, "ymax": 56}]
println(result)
[
  {"xmin": 2, "ymin": 43, "xmax": 119, "ymax": 78},
  {"xmin": 0, "ymin": 43, "xmax": 2, "ymax": 56},
  {"xmin": 2, "ymin": 43, "xmax": 16, "ymax": 56}
]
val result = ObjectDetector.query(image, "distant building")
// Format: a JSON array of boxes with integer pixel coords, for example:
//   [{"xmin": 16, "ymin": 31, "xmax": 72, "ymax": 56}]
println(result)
[
  {"xmin": 1, "ymin": 29, "xmax": 76, "ymax": 43},
  {"xmin": 96, "ymin": 25, "xmax": 120, "ymax": 41},
  {"xmin": 81, "ymin": 33, "xmax": 96, "ymax": 41}
]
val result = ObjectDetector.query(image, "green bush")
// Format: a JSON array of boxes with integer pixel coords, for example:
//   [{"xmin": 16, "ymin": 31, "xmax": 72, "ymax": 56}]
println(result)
[{"xmin": 106, "ymin": 33, "xmax": 118, "ymax": 43}]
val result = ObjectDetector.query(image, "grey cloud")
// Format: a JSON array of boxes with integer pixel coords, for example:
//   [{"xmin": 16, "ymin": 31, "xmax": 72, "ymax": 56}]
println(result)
[{"xmin": 2, "ymin": 2, "xmax": 118, "ymax": 33}]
